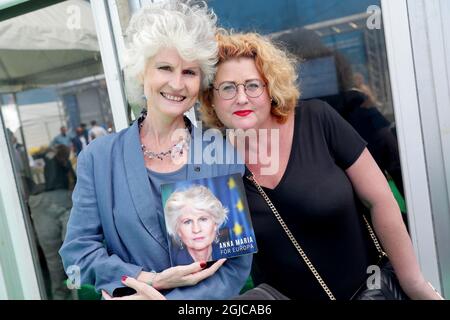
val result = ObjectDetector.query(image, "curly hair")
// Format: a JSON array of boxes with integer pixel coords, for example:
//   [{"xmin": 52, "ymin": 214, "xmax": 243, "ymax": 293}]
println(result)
[
  {"xmin": 164, "ymin": 185, "xmax": 228, "ymax": 241},
  {"xmin": 199, "ymin": 31, "xmax": 300, "ymax": 129},
  {"xmin": 123, "ymin": 0, "xmax": 218, "ymax": 107}
]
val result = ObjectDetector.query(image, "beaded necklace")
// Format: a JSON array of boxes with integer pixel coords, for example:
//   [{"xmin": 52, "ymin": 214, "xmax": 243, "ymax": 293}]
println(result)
[{"xmin": 137, "ymin": 110, "xmax": 191, "ymax": 161}]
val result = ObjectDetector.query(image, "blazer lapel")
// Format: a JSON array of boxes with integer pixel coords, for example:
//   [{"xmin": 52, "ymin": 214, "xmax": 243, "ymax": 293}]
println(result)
[{"xmin": 123, "ymin": 121, "xmax": 168, "ymax": 252}]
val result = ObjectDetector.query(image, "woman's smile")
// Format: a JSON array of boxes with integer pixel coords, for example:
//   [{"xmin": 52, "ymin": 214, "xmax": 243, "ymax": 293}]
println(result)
[{"xmin": 160, "ymin": 92, "xmax": 186, "ymax": 102}]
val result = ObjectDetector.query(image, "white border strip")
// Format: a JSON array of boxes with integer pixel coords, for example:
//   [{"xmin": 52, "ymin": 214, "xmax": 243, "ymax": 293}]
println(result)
[{"xmin": 381, "ymin": 0, "xmax": 441, "ymax": 289}]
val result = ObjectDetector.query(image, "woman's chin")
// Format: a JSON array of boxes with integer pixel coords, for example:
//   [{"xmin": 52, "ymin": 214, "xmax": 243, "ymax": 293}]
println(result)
[
  {"xmin": 162, "ymin": 109, "xmax": 191, "ymax": 119},
  {"xmin": 156, "ymin": 101, "xmax": 193, "ymax": 119},
  {"xmin": 230, "ymin": 118, "xmax": 259, "ymax": 131},
  {"xmin": 188, "ymin": 243, "xmax": 211, "ymax": 251}
]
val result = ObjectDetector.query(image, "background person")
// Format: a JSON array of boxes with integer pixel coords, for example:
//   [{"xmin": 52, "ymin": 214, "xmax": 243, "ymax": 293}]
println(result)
[
  {"xmin": 88, "ymin": 120, "xmax": 108, "ymax": 142},
  {"xmin": 80, "ymin": 123, "xmax": 90, "ymax": 144},
  {"xmin": 29, "ymin": 144, "xmax": 75, "ymax": 300},
  {"xmin": 51, "ymin": 126, "xmax": 72, "ymax": 148},
  {"xmin": 72, "ymin": 126, "xmax": 88, "ymax": 157}
]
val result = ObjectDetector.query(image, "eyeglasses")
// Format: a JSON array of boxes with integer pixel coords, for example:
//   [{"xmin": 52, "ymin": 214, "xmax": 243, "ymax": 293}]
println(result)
[{"xmin": 213, "ymin": 79, "xmax": 266, "ymax": 100}]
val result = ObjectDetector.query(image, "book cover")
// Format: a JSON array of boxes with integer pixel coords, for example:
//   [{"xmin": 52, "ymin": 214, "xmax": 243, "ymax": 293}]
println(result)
[{"xmin": 161, "ymin": 173, "xmax": 258, "ymax": 265}]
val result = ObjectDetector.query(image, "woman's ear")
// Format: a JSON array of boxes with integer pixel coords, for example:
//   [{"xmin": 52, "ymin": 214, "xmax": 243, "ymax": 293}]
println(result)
[{"xmin": 176, "ymin": 227, "xmax": 184, "ymax": 241}]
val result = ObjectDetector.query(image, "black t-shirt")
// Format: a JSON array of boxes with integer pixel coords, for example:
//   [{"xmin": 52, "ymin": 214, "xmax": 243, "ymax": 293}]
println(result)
[{"xmin": 244, "ymin": 99, "xmax": 378, "ymax": 300}]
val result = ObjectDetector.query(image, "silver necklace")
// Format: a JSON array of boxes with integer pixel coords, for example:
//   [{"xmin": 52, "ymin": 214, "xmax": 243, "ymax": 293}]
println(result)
[
  {"xmin": 138, "ymin": 111, "xmax": 191, "ymax": 161},
  {"xmin": 140, "ymin": 132, "xmax": 190, "ymax": 160}
]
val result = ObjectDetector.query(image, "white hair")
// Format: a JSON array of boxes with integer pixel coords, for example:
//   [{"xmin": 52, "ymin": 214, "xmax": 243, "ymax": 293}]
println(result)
[
  {"xmin": 123, "ymin": 0, "xmax": 218, "ymax": 107},
  {"xmin": 165, "ymin": 185, "xmax": 229, "ymax": 239}
]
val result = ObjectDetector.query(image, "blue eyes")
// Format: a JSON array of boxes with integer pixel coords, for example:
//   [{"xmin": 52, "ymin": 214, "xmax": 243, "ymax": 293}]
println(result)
[{"xmin": 182, "ymin": 217, "xmax": 209, "ymax": 225}]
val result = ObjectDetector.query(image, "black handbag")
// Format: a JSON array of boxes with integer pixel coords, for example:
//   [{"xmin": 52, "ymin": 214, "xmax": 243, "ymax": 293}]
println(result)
[
  {"xmin": 233, "ymin": 283, "xmax": 290, "ymax": 300},
  {"xmin": 349, "ymin": 210, "xmax": 410, "ymax": 300},
  {"xmin": 351, "ymin": 256, "xmax": 409, "ymax": 300},
  {"xmin": 247, "ymin": 173, "xmax": 410, "ymax": 300}
]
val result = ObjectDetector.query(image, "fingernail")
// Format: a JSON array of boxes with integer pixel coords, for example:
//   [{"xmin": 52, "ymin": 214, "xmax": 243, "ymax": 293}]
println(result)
[
  {"xmin": 121, "ymin": 275, "xmax": 128, "ymax": 282},
  {"xmin": 200, "ymin": 262, "xmax": 207, "ymax": 268}
]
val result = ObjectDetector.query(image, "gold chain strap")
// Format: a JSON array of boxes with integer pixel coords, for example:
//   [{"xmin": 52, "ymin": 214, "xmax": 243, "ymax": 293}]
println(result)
[
  {"xmin": 247, "ymin": 174, "xmax": 336, "ymax": 300},
  {"xmin": 361, "ymin": 215, "xmax": 387, "ymax": 259},
  {"xmin": 247, "ymin": 173, "xmax": 389, "ymax": 301}
]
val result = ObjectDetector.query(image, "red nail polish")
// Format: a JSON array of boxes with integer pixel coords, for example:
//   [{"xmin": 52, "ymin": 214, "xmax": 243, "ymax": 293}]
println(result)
[
  {"xmin": 200, "ymin": 262, "xmax": 207, "ymax": 268},
  {"xmin": 121, "ymin": 275, "xmax": 128, "ymax": 282}
]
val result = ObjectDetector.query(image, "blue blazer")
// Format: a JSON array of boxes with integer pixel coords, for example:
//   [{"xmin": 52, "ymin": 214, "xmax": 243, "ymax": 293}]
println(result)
[{"xmin": 59, "ymin": 120, "xmax": 252, "ymax": 299}]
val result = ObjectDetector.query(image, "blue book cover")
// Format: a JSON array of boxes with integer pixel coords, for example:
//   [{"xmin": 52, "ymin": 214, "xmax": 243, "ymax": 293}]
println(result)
[{"xmin": 161, "ymin": 173, "xmax": 258, "ymax": 265}]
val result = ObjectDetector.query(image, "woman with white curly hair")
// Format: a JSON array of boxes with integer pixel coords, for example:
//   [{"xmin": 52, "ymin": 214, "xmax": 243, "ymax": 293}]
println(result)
[
  {"xmin": 60, "ymin": 0, "xmax": 251, "ymax": 300},
  {"xmin": 165, "ymin": 185, "xmax": 229, "ymax": 264}
]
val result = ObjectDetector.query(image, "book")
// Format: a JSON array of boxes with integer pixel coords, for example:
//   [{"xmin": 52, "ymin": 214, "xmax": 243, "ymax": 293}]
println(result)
[{"xmin": 161, "ymin": 173, "xmax": 258, "ymax": 265}]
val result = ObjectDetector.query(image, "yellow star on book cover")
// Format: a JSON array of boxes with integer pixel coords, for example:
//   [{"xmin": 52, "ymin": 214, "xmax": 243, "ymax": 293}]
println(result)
[
  {"xmin": 233, "ymin": 222, "xmax": 243, "ymax": 236},
  {"xmin": 236, "ymin": 199, "xmax": 244, "ymax": 212},
  {"xmin": 228, "ymin": 177, "xmax": 236, "ymax": 189}
]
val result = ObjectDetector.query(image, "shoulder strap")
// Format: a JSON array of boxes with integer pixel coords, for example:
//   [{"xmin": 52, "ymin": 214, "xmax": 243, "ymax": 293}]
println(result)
[{"xmin": 246, "ymin": 172, "xmax": 388, "ymax": 301}]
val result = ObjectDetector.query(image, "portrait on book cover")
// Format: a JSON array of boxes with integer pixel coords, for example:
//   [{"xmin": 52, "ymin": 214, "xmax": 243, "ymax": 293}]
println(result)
[{"xmin": 161, "ymin": 173, "xmax": 257, "ymax": 265}]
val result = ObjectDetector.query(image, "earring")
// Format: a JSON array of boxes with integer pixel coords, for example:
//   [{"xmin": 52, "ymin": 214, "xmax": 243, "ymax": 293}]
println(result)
[
  {"xmin": 270, "ymin": 97, "xmax": 276, "ymax": 106},
  {"xmin": 214, "ymin": 233, "xmax": 220, "ymax": 244},
  {"xmin": 179, "ymin": 239, "xmax": 184, "ymax": 249}
]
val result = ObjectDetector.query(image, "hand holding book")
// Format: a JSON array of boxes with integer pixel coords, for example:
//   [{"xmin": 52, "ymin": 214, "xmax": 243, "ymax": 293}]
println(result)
[{"xmin": 136, "ymin": 259, "xmax": 226, "ymax": 290}]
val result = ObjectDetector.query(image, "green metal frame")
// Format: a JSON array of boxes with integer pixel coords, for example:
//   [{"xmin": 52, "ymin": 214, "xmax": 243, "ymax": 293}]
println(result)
[{"xmin": 0, "ymin": 0, "xmax": 65, "ymax": 22}]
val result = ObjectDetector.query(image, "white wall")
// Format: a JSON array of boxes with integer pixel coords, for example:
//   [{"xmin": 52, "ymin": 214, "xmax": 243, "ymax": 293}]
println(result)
[
  {"xmin": 381, "ymin": 0, "xmax": 442, "ymax": 293},
  {"xmin": 407, "ymin": 0, "xmax": 450, "ymax": 298},
  {"xmin": 19, "ymin": 102, "xmax": 64, "ymax": 149}
]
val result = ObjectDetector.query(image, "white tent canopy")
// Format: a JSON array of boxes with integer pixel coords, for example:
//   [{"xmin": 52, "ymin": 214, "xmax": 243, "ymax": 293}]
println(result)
[{"xmin": 0, "ymin": 0, "xmax": 102, "ymax": 93}]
